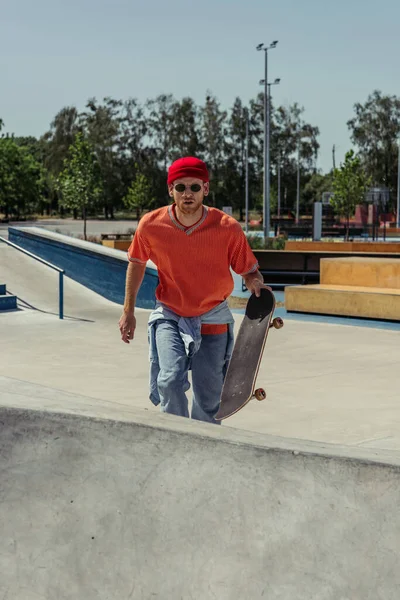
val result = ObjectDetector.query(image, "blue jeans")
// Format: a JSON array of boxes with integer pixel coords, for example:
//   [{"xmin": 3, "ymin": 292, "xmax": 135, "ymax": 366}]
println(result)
[{"xmin": 154, "ymin": 319, "xmax": 229, "ymax": 424}]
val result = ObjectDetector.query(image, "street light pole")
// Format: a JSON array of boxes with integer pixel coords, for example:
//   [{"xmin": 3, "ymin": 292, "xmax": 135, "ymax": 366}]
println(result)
[
  {"xmin": 257, "ymin": 41, "xmax": 278, "ymax": 240},
  {"xmin": 267, "ymin": 79, "xmax": 281, "ymax": 233},
  {"xmin": 277, "ymin": 161, "xmax": 281, "ymax": 220},
  {"xmin": 397, "ymin": 138, "xmax": 400, "ymax": 229},
  {"xmin": 296, "ymin": 139, "xmax": 300, "ymax": 224},
  {"xmin": 245, "ymin": 109, "xmax": 250, "ymax": 234}
]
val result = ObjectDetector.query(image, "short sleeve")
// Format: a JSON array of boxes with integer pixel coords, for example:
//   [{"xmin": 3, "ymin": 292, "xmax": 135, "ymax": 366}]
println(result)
[
  {"xmin": 230, "ymin": 227, "xmax": 259, "ymax": 275},
  {"xmin": 127, "ymin": 226, "xmax": 151, "ymax": 264}
]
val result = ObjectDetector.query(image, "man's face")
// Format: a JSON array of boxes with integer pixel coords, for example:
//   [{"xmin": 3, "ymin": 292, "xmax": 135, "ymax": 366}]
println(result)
[{"xmin": 168, "ymin": 177, "xmax": 209, "ymax": 215}]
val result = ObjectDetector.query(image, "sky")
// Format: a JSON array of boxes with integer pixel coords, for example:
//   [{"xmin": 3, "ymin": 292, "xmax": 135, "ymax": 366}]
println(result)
[{"xmin": 1, "ymin": 0, "xmax": 400, "ymax": 173}]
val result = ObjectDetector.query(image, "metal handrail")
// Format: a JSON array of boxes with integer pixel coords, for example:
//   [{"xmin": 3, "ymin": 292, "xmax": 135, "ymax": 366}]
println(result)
[{"xmin": 0, "ymin": 235, "xmax": 65, "ymax": 319}]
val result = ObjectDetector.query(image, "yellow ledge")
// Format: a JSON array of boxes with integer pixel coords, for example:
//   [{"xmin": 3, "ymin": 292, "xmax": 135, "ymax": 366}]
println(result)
[
  {"xmin": 285, "ymin": 241, "xmax": 400, "ymax": 253},
  {"xmin": 285, "ymin": 285, "xmax": 400, "ymax": 321},
  {"xmin": 321, "ymin": 257, "xmax": 400, "ymax": 289}
]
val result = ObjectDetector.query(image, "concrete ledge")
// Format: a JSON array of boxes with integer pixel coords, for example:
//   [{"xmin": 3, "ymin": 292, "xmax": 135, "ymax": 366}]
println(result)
[
  {"xmin": 321, "ymin": 256, "xmax": 400, "ymax": 289},
  {"xmin": 7, "ymin": 226, "xmax": 158, "ymax": 308},
  {"xmin": 286, "ymin": 284, "xmax": 400, "ymax": 321},
  {"xmin": 286, "ymin": 241, "xmax": 400, "ymax": 253},
  {"xmin": 2, "ymin": 400, "xmax": 400, "ymax": 467},
  {"xmin": 2, "ymin": 404, "xmax": 400, "ymax": 599},
  {"xmin": 102, "ymin": 239, "xmax": 131, "ymax": 251}
]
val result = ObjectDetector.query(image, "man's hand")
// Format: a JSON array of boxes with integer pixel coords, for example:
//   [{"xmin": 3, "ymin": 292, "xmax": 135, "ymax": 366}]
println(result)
[
  {"xmin": 119, "ymin": 311, "xmax": 136, "ymax": 344},
  {"xmin": 243, "ymin": 271, "xmax": 272, "ymax": 297}
]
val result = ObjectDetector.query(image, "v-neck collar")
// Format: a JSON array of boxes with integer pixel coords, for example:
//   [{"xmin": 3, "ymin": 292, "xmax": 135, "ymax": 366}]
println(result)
[{"xmin": 168, "ymin": 204, "xmax": 208, "ymax": 235}]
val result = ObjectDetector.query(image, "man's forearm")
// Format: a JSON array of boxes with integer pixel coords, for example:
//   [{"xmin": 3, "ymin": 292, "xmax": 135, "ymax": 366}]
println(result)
[
  {"xmin": 123, "ymin": 261, "xmax": 146, "ymax": 314},
  {"xmin": 243, "ymin": 269, "xmax": 263, "ymax": 289}
]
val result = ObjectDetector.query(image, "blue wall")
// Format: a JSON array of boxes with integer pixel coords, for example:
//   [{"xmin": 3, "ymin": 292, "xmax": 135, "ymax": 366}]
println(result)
[{"xmin": 8, "ymin": 227, "xmax": 158, "ymax": 309}]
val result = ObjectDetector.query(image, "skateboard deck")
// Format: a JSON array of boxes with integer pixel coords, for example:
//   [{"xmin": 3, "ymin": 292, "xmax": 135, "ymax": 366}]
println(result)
[{"xmin": 215, "ymin": 289, "xmax": 283, "ymax": 421}]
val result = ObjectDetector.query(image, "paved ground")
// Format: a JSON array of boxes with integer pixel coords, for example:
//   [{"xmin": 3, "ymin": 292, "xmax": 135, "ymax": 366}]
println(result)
[
  {"xmin": 1, "ymin": 240, "xmax": 400, "ymax": 451},
  {"xmin": 2, "ymin": 224, "xmax": 400, "ymax": 600}
]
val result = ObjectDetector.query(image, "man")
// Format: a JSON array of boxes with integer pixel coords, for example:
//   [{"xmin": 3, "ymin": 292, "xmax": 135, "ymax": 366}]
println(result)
[{"xmin": 119, "ymin": 156, "xmax": 268, "ymax": 423}]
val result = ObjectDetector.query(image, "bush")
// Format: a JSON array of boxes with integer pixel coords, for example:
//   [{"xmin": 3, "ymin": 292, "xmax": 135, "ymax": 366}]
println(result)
[
  {"xmin": 246, "ymin": 234, "xmax": 286, "ymax": 250},
  {"xmin": 77, "ymin": 234, "xmax": 102, "ymax": 244},
  {"xmin": 246, "ymin": 235, "xmax": 265, "ymax": 250}
]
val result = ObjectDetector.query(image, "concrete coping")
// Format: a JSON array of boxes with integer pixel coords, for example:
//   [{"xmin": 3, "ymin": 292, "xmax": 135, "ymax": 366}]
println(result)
[
  {"xmin": 3, "ymin": 399, "xmax": 400, "ymax": 469},
  {"xmin": 8, "ymin": 226, "xmax": 158, "ymax": 273}
]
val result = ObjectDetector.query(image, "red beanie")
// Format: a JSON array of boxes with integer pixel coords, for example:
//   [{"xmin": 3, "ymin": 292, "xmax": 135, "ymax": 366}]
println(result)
[{"xmin": 167, "ymin": 157, "xmax": 209, "ymax": 185}]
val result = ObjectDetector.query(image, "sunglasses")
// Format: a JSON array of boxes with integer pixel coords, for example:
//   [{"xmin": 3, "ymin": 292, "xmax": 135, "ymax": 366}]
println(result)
[{"xmin": 173, "ymin": 183, "xmax": 202, "ymax": 193}]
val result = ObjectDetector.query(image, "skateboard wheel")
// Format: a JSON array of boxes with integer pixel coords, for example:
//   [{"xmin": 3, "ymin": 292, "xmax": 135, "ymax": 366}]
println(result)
[
  {"xmin": 254, "ymin": 388, "xmax": 266, "ymax": 401},
  {"xmin": 272, "ymin": 317, "xmax": 284, "ymax": 329}
]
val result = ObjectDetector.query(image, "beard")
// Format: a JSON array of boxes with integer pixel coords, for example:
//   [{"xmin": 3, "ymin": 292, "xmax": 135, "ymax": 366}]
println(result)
[{"xmin": 177, "ymin": 197, "xmax": 204, "ymax": 214}]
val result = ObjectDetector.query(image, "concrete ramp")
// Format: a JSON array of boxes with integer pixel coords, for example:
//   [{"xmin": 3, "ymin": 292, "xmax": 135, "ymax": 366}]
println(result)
[{"xmin": 1, "ymin": 406, "xmax": 400, "ymax": 599}]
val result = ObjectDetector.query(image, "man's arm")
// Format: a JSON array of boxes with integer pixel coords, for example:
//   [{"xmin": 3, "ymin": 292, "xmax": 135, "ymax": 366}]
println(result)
[
  {"xmin": 243, "ymin": 269, "xmax": 271, "ymax": 297},
  {"xmin": 119, "ymin": 261, "xmax": 147, "ymax": 343},
  {"xmin": 123, "ymin": 261, "xmax": 146, "ymax": 314}
]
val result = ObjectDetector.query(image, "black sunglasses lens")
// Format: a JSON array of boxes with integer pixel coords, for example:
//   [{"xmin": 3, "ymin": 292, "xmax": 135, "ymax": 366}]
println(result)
[{"xmin": 174, "ymin": 183, "xmax": 202, "ymax": 193}]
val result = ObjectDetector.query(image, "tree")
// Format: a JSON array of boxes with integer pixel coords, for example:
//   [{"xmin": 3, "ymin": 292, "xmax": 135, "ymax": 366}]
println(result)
[
  {"xmin": 170, "ymin": 97, "xmax": 201, "ymax": 160},
  {"xmin": 146, "ymin": 94, "xmax": 176, "ymax": 172},
  {"xmin": 201, "ymin": 93, "xmax": 227, "ymax": 164},
  {"xmin": 224, "ymin": 97, "xmax": 247, "ymax": 217},
  {"xmin": 348, "ymin": 90, "xmax": 400, "ymax": 205},
  {"xmin": 80, "ymin": 97, "xmax": 124, "ymax": 219},
  {"xmin": 2, "ymin": 90, "xmax": 324, "ymax": 224},
  {"xmin": 271, "ymin": 103, "xmax": 320, "ymax": 213},
  {"xmin": 57, "ymin": 133, "xmax": 102, "ymax": 240},
  {"xmin": 119, "ymin": 98, "xmax": 148, "ymax": 162},
  {"xmin": 330, "ymin": 150, "xmax": 371, "ymax": 240},
  {"xmin": 123, "ymin": 169, "xmax": 155, "ymax": 220},
  {"xmin": 13, "ymin": 135, "xmax": 56, "ymax": 215},
  {"xmin": 0, "ymin": 134, "xmax": 44, "ymax": 218},
  {"xmin": 41, "ymin": 106, "xmax": 81, "ymax": 176},
  {"xmin": 303, "ymin": 172, "xmax": 334, "ymax": 205},
  {"xmin": 118, "ymin": 98, "xmax": 149, "ymax": 180}
]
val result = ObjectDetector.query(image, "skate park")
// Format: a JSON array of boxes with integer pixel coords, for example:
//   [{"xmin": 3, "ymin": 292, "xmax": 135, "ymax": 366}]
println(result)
[{"xmin": 1, "ymin": 223, "xmax": 400, "ymax": 599}]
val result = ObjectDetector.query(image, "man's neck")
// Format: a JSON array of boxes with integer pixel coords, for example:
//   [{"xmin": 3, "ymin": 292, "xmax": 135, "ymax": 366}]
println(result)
[{"xmin": 174, "ymin": 204, "xmax": 204, "ymax": 228}]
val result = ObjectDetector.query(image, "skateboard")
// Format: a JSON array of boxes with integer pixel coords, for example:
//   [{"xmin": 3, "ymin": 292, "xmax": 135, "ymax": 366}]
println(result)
[{"xmin": 215, "ymin": 288, "xmax": 283, "ymax": 421}]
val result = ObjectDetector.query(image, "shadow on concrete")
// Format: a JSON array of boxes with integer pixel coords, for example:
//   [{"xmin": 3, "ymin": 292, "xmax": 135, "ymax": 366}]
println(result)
[{"xmin": 9, "ymin": 292, "xmax": 96, "ymax": 323}]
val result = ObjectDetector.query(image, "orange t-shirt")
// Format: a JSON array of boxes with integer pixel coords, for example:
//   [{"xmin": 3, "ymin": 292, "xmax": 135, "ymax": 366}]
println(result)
[{"xmin": 127, "ymin": 204, "xmax": 258, "ymax": 317}]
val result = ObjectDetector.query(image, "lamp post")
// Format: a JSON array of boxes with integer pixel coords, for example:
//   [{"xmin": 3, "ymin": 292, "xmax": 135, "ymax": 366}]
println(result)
[
  {"xmin": 245, "ymin": 108, "xmax": 250, "ymax": 234},
  {"xmin": 257, "ymin": 41, "xmax": 278, "ymax": 239},
  {"xmin": 296, "ymin": 123, "xmax": 304, "ymax": 225},
  {"xmin": 259, "ymin": 77, "xmax": 281, "ymax": 233},
  {"xmin": 397, "ymin": 138, "xmax": 400, "ymax": 229},
  {"xmin": 296, "ymin": 139, "xmax": 300, "ymax": 224}
]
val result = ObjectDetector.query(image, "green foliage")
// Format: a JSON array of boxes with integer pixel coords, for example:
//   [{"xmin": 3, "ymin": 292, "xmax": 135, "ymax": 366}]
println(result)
[
  {"xmin": 348, "ymin": 90, "xmax": 400, "ymax": 202},
  {"xmin": 0, "ymin": 134, "xmax": 44, "ymax": 218},
  {"xmin": 123, "ymin": 169, "xmax": 155, "ymax": 219},
  {"xmin": 246, "ymin": 234, "xmax": 286, "ymax": 250},
  {"xmin": 330, "ymin": 150, "xmax": 371, "ymax": 240},
  {"xmin": 42, "ymin": 106, "xmax": 81, "ymax": 176},
  {"xmin": 269, "ymin": 236, "xmax": 286, "ymax": 250},
  {"xmin": 8, "ymin": 86, "xmax": 400, "ymax": 225},
  {"xmin": 81, "ymin": 97, "xmax": 126, "ymax": 218},
  {"xmin": 4, "ymin": 86, "xmax": 400, "ymax": 226},
  {"xmin": 33, "ymin": 93, "xmax": 322, "ymax": 218},
  {"xmin": 57, "ymin": 133, "xmax": 102, "ymax": 239},
  {"xmin": 303, "ymin": 172, "xmax": 333, "ymax": 202},
  {"xmin": 200, "ymin": 93, "xmax": 227, "ymax": 172}
]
